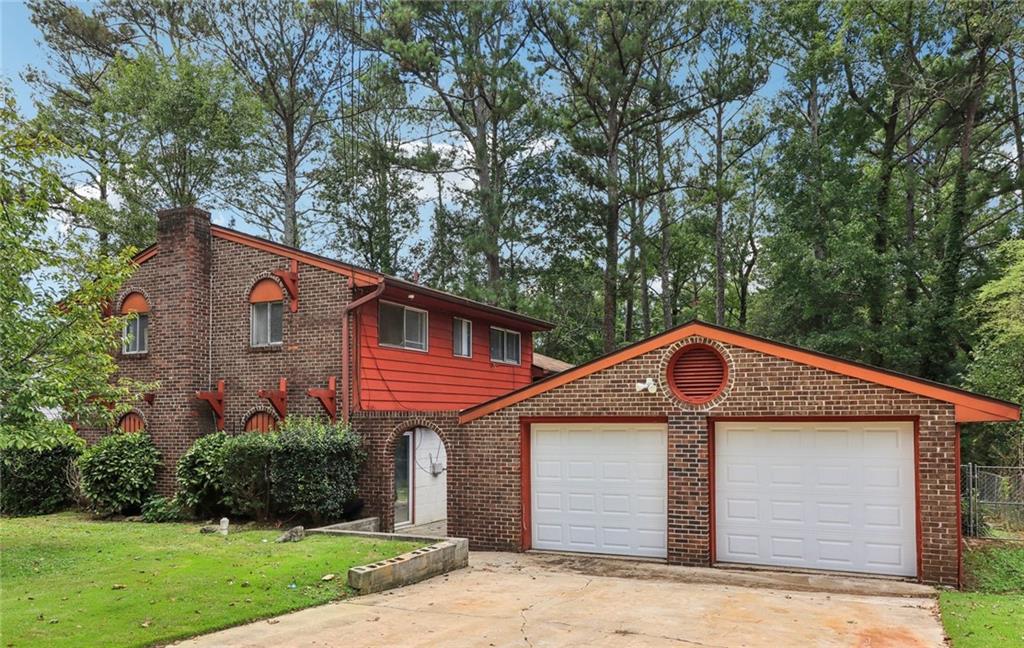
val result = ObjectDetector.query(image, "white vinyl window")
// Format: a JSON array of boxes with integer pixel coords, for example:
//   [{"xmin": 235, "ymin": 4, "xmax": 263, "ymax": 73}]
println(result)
[
  {"xmin": 453, "ymin": 317, "xmax": 472, "ymax": 358},
  {"xmin": 251, "ymin": 301, "xmax": 283, "ymax": 347},
  {"xmin": 490, "ymin": 327, "xmax": 521, "ymax": 365},
  {"xmin": 379, "ymin": 301, "xmax": 428, "ymax": 351},
  {"xmin": 122, "ymin": 315, "xmax": 149, "ymax": 354}
]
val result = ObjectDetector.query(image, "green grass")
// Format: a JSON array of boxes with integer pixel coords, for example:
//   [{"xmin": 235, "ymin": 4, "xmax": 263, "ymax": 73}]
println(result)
[
  {"xmin": 940, "ymin": 543, "xmax": 1024, "ymax": 647},
  {"xmin": 0, "ymin": 512, "xmax": 422, "ymax": 648}
]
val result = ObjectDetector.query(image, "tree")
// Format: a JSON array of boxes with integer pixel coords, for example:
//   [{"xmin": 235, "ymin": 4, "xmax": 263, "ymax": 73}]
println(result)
[
  {"xmin": 353, "ymin": 0, "xmax": 552, "ymax": 304},
  {"xmin": 964, "ymin": 240, "xmax": 1024, "ymax": 464},
  {"xmin": 0, "ymin": 86, "xmax": 147, "ymax": 450},
  {"xmin": 25, "ymin": 0, "xmax": 153, "ymax": 251},
  {"xmin": 319, "ymin": 64, "xmax": 421, "ymax": 275},
  {"xmin": 529, "ymin": 0, "xmax": 703, "ymax": 351},
  {"xmin": 194, "ymin": 0, "xmax": 349, "ymax": 247},
  {"xmin": 97, "ymin": 49, "xmax": 265, "ymax": 208}
]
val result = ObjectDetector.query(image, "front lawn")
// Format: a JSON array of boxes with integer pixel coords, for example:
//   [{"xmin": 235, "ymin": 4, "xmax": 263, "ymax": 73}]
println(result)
[
  {"xmin": 0, "ymin": 512, "xmax": 421, "ymax": 647},
  {"xmin": 939, "ymin": 542, "xmax": 1024, "ymax": 647}
]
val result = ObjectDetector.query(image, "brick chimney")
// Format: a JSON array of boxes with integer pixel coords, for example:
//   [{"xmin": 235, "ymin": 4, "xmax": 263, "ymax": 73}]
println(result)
[{"xmin": 150, "ymin": 207, "xmax": 214, "ymax": 489}]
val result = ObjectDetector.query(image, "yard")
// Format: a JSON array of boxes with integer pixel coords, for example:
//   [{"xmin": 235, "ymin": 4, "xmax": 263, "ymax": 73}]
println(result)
[
  {"xmin": 940, "ymin": 542, "xmax": 1024, "ymax": 647},
  {"xmin": 0, "ymin": 512, "xmax": 422, "ymax": 648}
]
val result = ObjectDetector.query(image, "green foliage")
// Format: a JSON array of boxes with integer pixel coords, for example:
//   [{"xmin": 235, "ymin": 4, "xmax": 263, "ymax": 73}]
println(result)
[
  {"xmin": 220, "ymin": 431, "xmax": 276, "ymax": 521},
  {"xmin": 175, "ymin": 431, "xmax": 231, "ymax": 517},
  {"xmin": 140, "ymin": 495, "xmax": 186, "ymax": 522},
  {"xmin": 78, "ymin": 432, "xmax": 160, "ymax": 514},
  {"xmin": 964, "ymin": 240, "xmax": 1024, "ymax": 464},
  {"xmin": 0, "ymin": 83, "xmax": 149, "ymax": 452},
  {"xmin": 96, "ymin": 48, "xmax": 265, "ymax": 208},
  {"xmin": 270, "ymin": 417, "xmax": 365, "ymax": 523},
  {"xmin": 0, "ymin": 436, "xmax": 82, "ymax": 515}
]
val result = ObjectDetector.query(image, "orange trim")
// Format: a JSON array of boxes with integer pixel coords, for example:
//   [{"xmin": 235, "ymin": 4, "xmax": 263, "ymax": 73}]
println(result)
[
  {"xmin": 249, "ymin": 278, "xmax": 284, "ymax": 303},
  {"xmin": 120, "ymin": 292, "xmax": 150, "ymax": 314},
  {"xmin": 133, "ymin": 245, "xmax": 158, "ymax": 265},
  {"xmin": 211, "ymin": 226, "xmax": 380, "ymax": 287},
  {"xmin": 708, "ymin": 416, "xmax": 922, "ymax": 580},
  {"xmin": 460, "ymin": 321, "xmax": 1021, "ymax": 424}
]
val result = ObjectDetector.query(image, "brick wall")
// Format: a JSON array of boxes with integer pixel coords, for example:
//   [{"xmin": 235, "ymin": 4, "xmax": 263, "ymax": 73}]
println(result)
[
  {"xmin": 81, "ymin": 209, "xmax": 351, "ymax": 493},
  {"xmin": 453, "ymin": 335, "xmax": 960, "ymax": 586}
]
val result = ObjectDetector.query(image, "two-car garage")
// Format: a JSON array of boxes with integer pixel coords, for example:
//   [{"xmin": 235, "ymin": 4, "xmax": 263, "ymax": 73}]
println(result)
[
  {"xmin": 526, "ymin": 419, "xmax": 917, "ymax": 577},
  {"xmin": 458, "ymin": 322, "xmax": 1021, "ymax": 586}
]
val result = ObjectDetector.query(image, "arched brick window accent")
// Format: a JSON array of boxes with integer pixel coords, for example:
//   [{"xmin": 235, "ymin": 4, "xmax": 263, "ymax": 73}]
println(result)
[
  {"xmin": 249, "ymin": 279, "xmax": 284, "ymax": 347},
  {"xmin": 118, "ymin": 412, "xmax": 145, "ymax": 433},
  {"xmin": 244, "ymin": 411, "xmax": 277, "ymax": 433},
  {"xmin": 120, "ymin": 292, "xmax": 150, "ymax": 354},
  {"xmin": 666, "ymin": 343, "xmax": 728, "ymax": 404}
]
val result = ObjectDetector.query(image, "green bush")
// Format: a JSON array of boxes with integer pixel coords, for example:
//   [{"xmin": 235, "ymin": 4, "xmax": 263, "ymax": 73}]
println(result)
[
  {"xmin": 0, "ymin": 440, "xmax": 82, "ymax": 515},
  {"xmin": 78, "ymin": 432, "xmax": 160, "ymax": 514},
  {"xmin": 141, "ymin": 496, "xmax": 185, "ymax": 522},
  {"xmin": 176, "ymin": 432, "xmax": 231, "ymax": 516},
  {"xmin": 221, "ymin": 432, "xmax": 275, "ymax": 521},
  {"xmin": 270, "ymin": 417, "xmax": 364, "ymax": 523}
]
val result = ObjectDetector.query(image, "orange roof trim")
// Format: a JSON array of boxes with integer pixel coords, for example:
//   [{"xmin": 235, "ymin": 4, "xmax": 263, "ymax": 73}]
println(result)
[
  {"xmin": 120, "ymin": 292, "xmax": 150, "ymax": 314},
  {"xmin": 459, "ymin": 321, "xmax": 1021, "ymax": 424}
]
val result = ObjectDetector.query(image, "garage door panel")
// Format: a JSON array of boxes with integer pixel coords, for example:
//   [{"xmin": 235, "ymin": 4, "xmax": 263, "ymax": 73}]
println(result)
[
  {"xmin": 716, "ymin": 421, "xmax": 916, "ymax": 577},
  {"xmin": 532, "ymin": 423, "xmax": 667, "ymax": 558}
]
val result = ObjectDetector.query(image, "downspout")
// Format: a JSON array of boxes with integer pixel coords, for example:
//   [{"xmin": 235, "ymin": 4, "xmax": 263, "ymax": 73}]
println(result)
[{"xmin": 341, "ymin": 280, "xmax": 385, "ymax": 422}]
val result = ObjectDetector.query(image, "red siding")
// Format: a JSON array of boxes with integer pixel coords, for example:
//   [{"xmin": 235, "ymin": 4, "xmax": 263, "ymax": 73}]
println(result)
[{"xmin": 357, "ymin": 298, "xmax": 533, "ymax": 411}]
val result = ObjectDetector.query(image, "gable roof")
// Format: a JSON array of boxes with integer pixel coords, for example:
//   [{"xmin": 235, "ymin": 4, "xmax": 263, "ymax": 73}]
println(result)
[
  {"xmin": 131, "ymin": 225, "xmax": 552, "ymax": 331},
  {"xmin": 458, "ymin": 320, "xmax": 1021, "ymax": 424}
]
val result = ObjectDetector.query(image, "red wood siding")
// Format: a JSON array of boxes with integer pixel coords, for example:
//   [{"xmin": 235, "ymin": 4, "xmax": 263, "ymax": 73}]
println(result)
[{"xmin": 358, "ymin": 299, "xmax": 533, "ymax": 411}]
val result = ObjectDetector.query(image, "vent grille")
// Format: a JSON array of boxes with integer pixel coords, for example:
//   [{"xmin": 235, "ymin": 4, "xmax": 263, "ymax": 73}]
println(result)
[
  {"xmin": 669, "ymin": 346, "xmax": 726, "ymax": 402},
  {"xmin": 119, "ymin": 413, "xmax": 145, "ymax": 433},
  {"xmin": 245, "ymin": 412, "xmax": 277, "ymax": 433}
]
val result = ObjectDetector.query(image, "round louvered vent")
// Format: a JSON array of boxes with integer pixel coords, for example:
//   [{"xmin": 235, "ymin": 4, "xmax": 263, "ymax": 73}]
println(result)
[{"xmin": 667, "ymin": 344, "xmax": 727, "ymax": 404}]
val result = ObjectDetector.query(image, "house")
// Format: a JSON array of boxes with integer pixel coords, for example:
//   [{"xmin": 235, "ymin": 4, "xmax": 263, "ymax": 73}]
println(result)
[{"xmin": 85, "ymin": 206, "xmax": 1021, "ymax": 587}]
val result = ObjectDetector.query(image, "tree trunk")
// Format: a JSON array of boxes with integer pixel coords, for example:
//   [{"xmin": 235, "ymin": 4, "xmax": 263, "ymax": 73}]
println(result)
[
  {"xmin": 714, "ymin": 103, "xmax": 726, "ymax": 326},
  {"xmin": 655, "ymin": 121, "xmax": 673, "ymax": 329},
  {"xmin": 1008, "ymin": 47, "xmax": 1024, "ymax": 221},
  {"xmin": 283, "ymin": 129, "xmax": 299, "ymax": 247},
  {"xmin": 866, "ymin": 98, "xmax": 900, "ymax": 365},
  {"xmin": 604, "ymin": 129, "xmax": 620, "ymax": 353}
]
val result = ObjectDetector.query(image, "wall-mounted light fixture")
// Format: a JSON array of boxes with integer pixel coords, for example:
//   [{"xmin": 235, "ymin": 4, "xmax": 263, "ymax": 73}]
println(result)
[{"xmin": 635, "ymin": 377, "xmax": 657, "ymax": 394}]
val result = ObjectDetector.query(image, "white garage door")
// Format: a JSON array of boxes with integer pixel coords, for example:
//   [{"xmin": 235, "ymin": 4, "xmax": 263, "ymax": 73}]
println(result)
[
  {"xmin": 715, "ymin": 420, "xmax": 917, "ymax": 577},
  {"xmin": 531, "ymin": 423, "xmax": 667, "ymax": 558}
]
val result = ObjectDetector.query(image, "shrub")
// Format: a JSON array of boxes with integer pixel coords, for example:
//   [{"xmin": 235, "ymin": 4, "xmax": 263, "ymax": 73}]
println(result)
[
  {"xmin": 221, "ymin": 432, "xmax": 275, "ymax": 521},
  {"xmin": 78, "ymin": 432, "xmax": 160, "ymax": 514},
  {"xmin": 271, "ymin": 417, "xmax": 364, "ymax": 523},
  {"xmin": 141, "ymin": 496, "xmax": 186, "ymax": 522},
  {"xmin": 0, "ymin": 440, "xmax": 82, "ymax": 515},
  {"xmin": 176, "ymin": 432, "xmax": 231, "ymax": 516}
]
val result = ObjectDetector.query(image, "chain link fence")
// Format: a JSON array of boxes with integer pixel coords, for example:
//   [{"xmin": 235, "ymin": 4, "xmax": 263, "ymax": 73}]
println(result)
[{"xmin": 962, "ymin": 464, "xmax": 1024, "ymax": 538}]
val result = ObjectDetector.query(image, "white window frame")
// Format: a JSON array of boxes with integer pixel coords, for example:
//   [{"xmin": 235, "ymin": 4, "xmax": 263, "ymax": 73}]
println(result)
[
  {"xmin": 453, "ymin": 317, "xmax": 473, "ymax": 358},
  {"xmin": 122, "ymin": 314, "xmax": 149, "ymax": 355},
  {"xmin": 250, "ymin": 301, "xmax": 283, "ymax": 347},
  {"xmin": 378, "ymin": 300, "xmax": 429, "ymax": 352},
  {"xmin": 490, "ymin": 326, "xmax": 521, "ymax": 365}
]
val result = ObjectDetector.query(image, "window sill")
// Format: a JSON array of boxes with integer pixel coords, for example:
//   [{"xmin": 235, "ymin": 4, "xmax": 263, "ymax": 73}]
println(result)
[
  {"xmin": 490, "ymin": 359, "xmax": 521, "ymax": 366},
  {"xmin": 249, "ymin": 344, "xmax": 283, "ymax": 353},
  {"xmin": 379, "ymin": 343, "xmax": 429, "ymax": 354},
  {"xmin": 121, "ymin": 351, "xmax": 149, "ymax": 358}
]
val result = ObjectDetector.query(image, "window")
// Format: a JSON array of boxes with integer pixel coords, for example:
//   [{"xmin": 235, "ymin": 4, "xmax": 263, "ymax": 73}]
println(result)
[
  {"xmin": 118, "ymin": 413, "xmax": 145, "ymax": 433},
  {"xmin": 244, "ymin": 412, "xmax": 277, "ymax": 433},
  {"xmin": 490, "ymin": 327, "xmax": 521, "ymax": 364},
  {"xmin": 453, "ymin": 317, "xmax": 472, "ymax": 357},
  {"xmin": 249, "ymin": 278, "xmax": 284, "ymax": 347},
  {"xmin": 120, "ymin": 292, "xmax": 150, "ymax": 354},
  {"xmin": 379, "ymin": 302, "xmax": 428, "ymax": 351}
]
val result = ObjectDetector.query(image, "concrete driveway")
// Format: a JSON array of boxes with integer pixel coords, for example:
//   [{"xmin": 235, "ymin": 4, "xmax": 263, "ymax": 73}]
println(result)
[{"xmin": 180, "ymin": 552, "xmax": 946, "ymax": 647}]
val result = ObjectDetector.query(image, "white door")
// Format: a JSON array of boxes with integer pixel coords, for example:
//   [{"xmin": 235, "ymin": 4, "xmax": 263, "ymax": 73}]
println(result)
[
  {"xmin": 531, "ymin": 423, "xmax": 667, "ymax": 558},
  {"xmin": 715, "ymin": 420, "xmax": 917, "ymax": 577}
]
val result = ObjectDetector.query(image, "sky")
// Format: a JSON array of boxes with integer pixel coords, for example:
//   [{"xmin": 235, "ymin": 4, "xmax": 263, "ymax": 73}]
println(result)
[{"xmin": 1, "ymin": 0, "xmax": 43, "ymax": 115}]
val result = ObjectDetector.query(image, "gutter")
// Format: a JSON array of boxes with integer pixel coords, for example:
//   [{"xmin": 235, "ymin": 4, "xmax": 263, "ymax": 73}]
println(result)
[{"xmin": 341, "ymin": 280, "xmax": 385, "ymax": 422}]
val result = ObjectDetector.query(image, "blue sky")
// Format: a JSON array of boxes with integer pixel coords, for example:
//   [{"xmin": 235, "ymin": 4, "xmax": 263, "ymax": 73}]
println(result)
[{"xmin": 1, "ymin": 0, "xmax": 44, "ymax": 115}]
